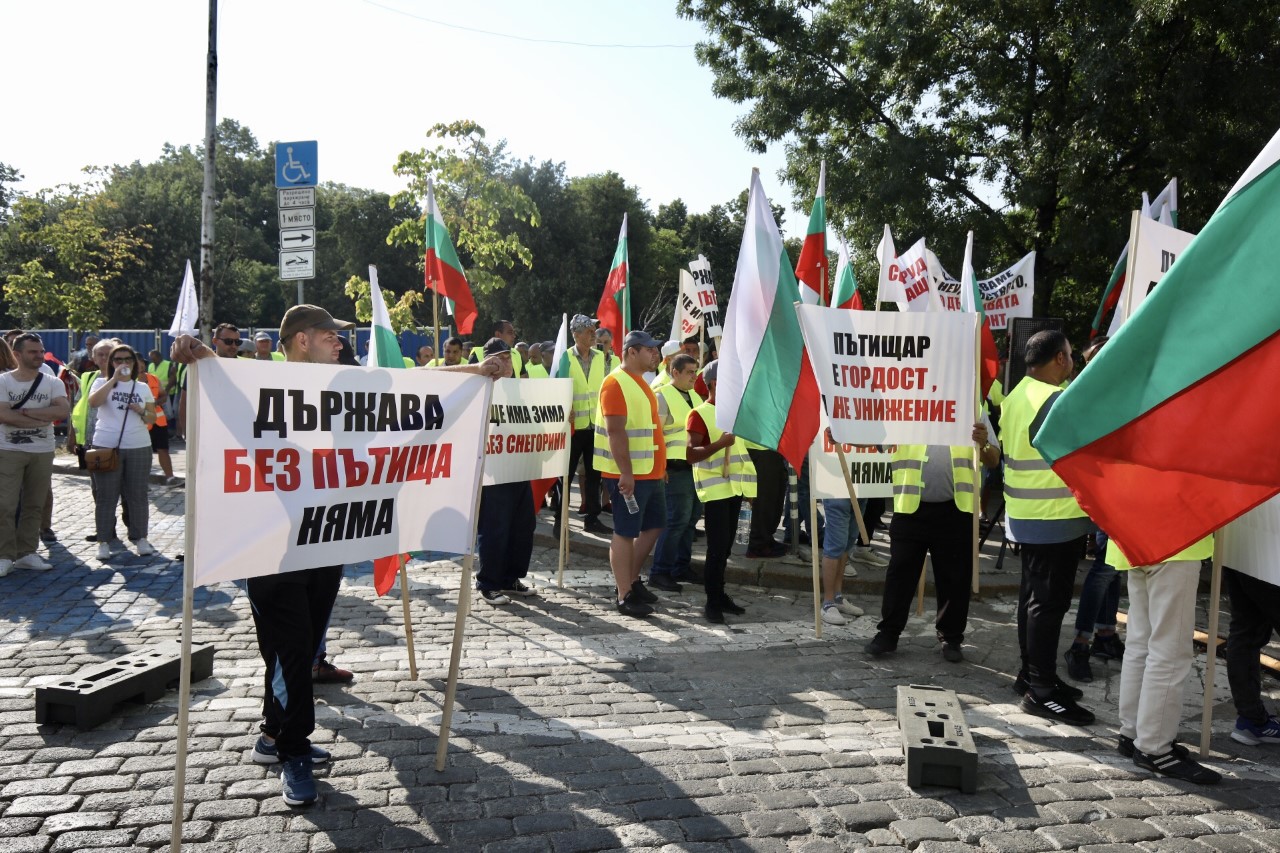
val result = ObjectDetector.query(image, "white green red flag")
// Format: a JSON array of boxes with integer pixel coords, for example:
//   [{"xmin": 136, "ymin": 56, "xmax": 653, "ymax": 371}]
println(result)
[
  {"xmin": 424, "ymin": 177, "xmax": 477, "ymax": 336},
  {"xmin": 831, "ymin": 237, "xmax": 862, "ymax": 310},
  {"xmin": 550, "ymin": 313, "xmax": 570, "ymax": 380},
  {"xmin": 596, "ymin": 214, "xmax": 629, "ymax": 356},
  {"xmin": 1090, "ymin": 178, "xmax": 1177, "ymax": 338},
  {"xmin": 795, "ymin": 161, "xmax": 827, "ymax": 305},
  {"xmin": 366, "ymin": 264, "xmax": 412, "ymax": 595},
  {"xmin": 715, "ymin": 170, "xmax": 820, "ymax": 470},
  {"xmin": 958, "ymin": 233, "xmax": 1000, "ymax": 397},
  {"xmin": 1034, "ymin": 135, "xmax": 1280, "ymax": 566}
]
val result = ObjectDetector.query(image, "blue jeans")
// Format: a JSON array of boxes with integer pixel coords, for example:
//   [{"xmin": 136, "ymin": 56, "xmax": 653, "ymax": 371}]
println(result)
[
  {"xmin": 1074, "ymin": 529, "xmax": 1120, "ymax": 634},
  {"xmin": 821, "ymin": 499, "xmax": 859, "ymax": 559},
  {"xmin": 652, "ymin": 467, "xmax": 699, "ymax": 577}
]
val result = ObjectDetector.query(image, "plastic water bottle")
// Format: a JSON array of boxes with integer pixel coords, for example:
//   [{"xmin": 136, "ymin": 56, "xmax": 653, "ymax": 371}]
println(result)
[
  {"xmin": 624, "ymin": 493, "xmax": 639, "ymax": 514},
  {"xmin": 735, "ymin": 503, "xmax": 752, "ymax": 545}
]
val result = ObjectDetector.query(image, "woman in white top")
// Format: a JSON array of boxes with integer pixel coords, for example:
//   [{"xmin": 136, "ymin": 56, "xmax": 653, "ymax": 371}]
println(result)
[{"xmin": 87, "ymin": 344, "xmax": 156, "ymax": 560}]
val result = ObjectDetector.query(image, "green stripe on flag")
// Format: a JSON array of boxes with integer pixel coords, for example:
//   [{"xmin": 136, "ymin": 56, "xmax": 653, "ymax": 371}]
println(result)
[{"xmin": 736, "ymin": 247, "xmax": 806, "ymax": 445}]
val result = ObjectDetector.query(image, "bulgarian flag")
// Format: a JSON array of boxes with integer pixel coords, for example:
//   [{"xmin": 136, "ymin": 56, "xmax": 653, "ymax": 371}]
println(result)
[
  {"xmin": 715, "ymin": 169, "xmax": 820, "ymax": 471},
  {"xmin": 831, "ymin": 236, "xmax": 862, "ymax": 310},
  {"xmin": 795, "ymin": 161, "xmax": 827, "ymax": 305},
  {"xmin": 1089, "ymin": 178, "xmax": 1178, "ymax": 338},
  {"xmin": 596, "ymin": 214, "xmax": 629, "ymax": 356},
  {"xmin": 959, "ymin": 232, "xmax": 1000, "ymax": 398},
  {"xmin": 1034, "ymin": 133, "xmax": 1280, "ymax": 566},
  {"xmin": 424, "ymin": 177, "xmax": 477, "ymax": 336},
  {"xmin": 367, "ymin": 265, "xmax": 412, "ymax": 596}
]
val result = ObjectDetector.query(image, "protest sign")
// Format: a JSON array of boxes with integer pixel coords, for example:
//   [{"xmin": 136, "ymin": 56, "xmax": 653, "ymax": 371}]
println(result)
[
  {"xmin": 796, "ymin": 305, "xmax": 977, "ymax": 446},
  {"xmin": 671, "ymin": 270, "xmax": 703, "ymax": 341},
  {"xmin": 1223, "ymin": 497, "xmax": 1280, "ymax": 587},
  {"xmin": 934, "ymin": 251, "xmax": 1036, "ymax": 331},
  {"xmin": 191, "ymin": 358, "xmax": 492, "ymax": 585},
  {"xmin": 809, "ymin": 410, "xmax": 894, "ymax": 500},
  {"xmin": 1108, "ymin": 215, "xmax": 1195, "ymax": 334},
  {"xmin": 879, "ymin": 237, "xmax": 942, "ymax": 312},
  {"xmin": 483, "ymin": 378, "xmax": 573, "ymax": 485},
  {"xmin": 689, "ymin": 255, "xmax": 722, "ymax": 338}
]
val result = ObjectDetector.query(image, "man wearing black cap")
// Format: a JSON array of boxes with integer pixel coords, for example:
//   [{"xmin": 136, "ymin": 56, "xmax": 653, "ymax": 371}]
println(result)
[{"xmin": 594, "ymin": 330, "xmax": 667, "ymax": 617}]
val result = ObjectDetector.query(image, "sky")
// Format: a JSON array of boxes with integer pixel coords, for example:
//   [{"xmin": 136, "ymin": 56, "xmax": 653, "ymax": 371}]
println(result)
[{"xmin": 1, "ymin": 0, "xmax": 808, "ymax": 233}]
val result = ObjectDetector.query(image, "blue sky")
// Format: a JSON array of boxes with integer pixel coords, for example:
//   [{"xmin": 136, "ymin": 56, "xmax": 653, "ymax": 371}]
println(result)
[{"xmin": 2, "ymin": 1, "xmax": 806, "ymax": 232}]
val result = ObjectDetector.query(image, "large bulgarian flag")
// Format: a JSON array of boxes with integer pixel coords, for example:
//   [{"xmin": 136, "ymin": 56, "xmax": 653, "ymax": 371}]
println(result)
[
  {"xmin": 958, "ymin": 232, "xmax": 1000, "ymax": 398},
  {"xmin": 715, "ymin": 169, "xmax": 820, "ymax": 471},
  {"xmin": 367, "ymin": 265, "xmax": 412, "ymax": 595},
  {"xmin": 831, "ymin": 236, "xmax": 862, "ymax": 310},
  {"xmin": 596, "ymin": 214, "xmax": 629, "ymax": 356},
  {"xmin": 795, "ymin": 161, "xmax": 827, "ymax": 305},
  {"xmin": 1089, "ymin": 178, "xmax": 1178, "ymax": 338},
  {"xmin": 424, "ymin": 177, "xmax": 477, "ymax": 336},
  {"xmin": 1034, "ymin": 133, "xmax": 1280, "ymax": 566}
]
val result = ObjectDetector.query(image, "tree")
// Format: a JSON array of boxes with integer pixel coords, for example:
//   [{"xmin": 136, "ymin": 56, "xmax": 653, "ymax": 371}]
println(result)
[{"xmin": 679, "ymin": 0, "xmax": 1280, "ymax": 338}]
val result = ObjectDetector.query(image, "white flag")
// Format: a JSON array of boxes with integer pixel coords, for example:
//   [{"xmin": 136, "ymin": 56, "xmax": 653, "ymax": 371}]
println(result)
[{"xmin": 169, "ymin": 260, "xmax": 199, "ymax": 336}]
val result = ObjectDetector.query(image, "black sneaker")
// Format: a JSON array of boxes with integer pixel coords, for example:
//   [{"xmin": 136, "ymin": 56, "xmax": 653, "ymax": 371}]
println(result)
[
  {"xmin": 675, "ymin": 568, "xmax": 704, "ymax": 583},
  {"xmin": 719, "ymin": 596, "xmax": 746, "ymax": 616},
  {"xmin": 583, "ymin": 517, "xmax": 612, "ymax": 535},
  {"xmin": 1013, "ymin": 672, "xmax": 1084, "ymax": 701},
  {"xmin": 479, "ymin": 589, "xmax": 512, "ymax": 605},
  {"xmin": 648, "ymin": 574, "xmax": 682, "ymax": 593},
  {"xmin": 1118, "ymin": 735, "xmax": 1189, "ymax": 759},
  {"xmin": 1091, "ymin": 633, "xmax": 1126, "ymax": 661},
  {"xmin": 705, "ymin": 606, "xmax": 725, "ymax": 624},
  {"xmin": 1064, "ymin": 642, "xmax": 1094, "ymax": 682},
  {"xmin": 866, "ymin": 633, "xmax": 898, "ymax": 657},
  {"xmin": 503, "ymin": 581, "xmax": 536, "ymax": 597},
  {"xmin": 1133, "ymin": 746, "xmax": 1220, "ymax": 785},
  {"xmin": 1020, "ymin": 691, "xmax": 1095, "ymax": 725},
  {"xmin": 617, "ymin": 593, "xmax": 653, "ymax": 618},
  {"xmin": 941, "ymin": 642, "xmax": 964, "ymax": 663},
  {"xmin": 629, "ymin": 579, "xmax": 658, "ymax": 604}
]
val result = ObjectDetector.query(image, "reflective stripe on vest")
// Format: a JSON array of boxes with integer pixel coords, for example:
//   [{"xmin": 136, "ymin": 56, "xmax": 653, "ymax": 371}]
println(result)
[
  {"xmin": 890, "ymin": 445, "xmax": 974, "ymax": 514},
  {"xmin": 655, "ymin": 384, "xmax": 702, "ymax": 462},
  {"xmin": 690, "ymin": 401, "xmax": 757, "ymax": 501},
  {"xmin": 568, "ymin": 348, "xmax": 607, "ymax": 430},
  {"xmin": 592, "ymin": 368, "xmax": 660, "ymax": 476},
  {"xmin": 999, "ymin": 377, "xmax": 1086, "ymax": 521}
]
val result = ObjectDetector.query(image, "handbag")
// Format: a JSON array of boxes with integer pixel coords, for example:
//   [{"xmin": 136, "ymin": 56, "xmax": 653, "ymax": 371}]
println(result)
[{"xmin": 86, "ymin": 379, "xmax": 137, "ymax": 474}]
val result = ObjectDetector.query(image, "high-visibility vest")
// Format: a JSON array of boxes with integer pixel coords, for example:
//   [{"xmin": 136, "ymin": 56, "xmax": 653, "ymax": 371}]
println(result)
[
  {"xmin": 471, "ymin": 346, "xmax": 523, "ymax": 378},
  {"xmin": 148, "ymin": 360, "xmax": 171, "ymax": 382},
  {"xmin": 655, "ymin": 384, "xmax": 702, "ymax": 463},
  {"xmin": 143, "ymin": 372, "xmax": 167, "ymax": 429},
  {"xmin": 987, "ymin": 377, "xmax": 1005, "ymax": 407},
  {"xmin": 891, "ymin": 445, "xmax": 974, "ymax": 514},
  {"xmin": 690, "ymin": 401, "xmax": 757, "ymax": 501},
  {"xmin": 593, "ymin": 368, "xmax": 661, "ymax": 476},
  {"xmin": 568, "ymin": 347, "xmax": 608, "ymax": 430},
  {"xmin": 999, "ymin": 377, "xmax": 1086, "ymax": 522},
  {"xmin": 71, "ymin": 370, "xmax": 99, "ymax": 438},
  {"xmin": 1106, "ymin": 534, "xmax": 1213, "ymax": 571},
  {"xmin": 650, "ymin": 364, "xmax": 670, "ymax": 390},
  {"xmin": 526, "ymin": 363, "xmax": 549, "ymax": 379}
]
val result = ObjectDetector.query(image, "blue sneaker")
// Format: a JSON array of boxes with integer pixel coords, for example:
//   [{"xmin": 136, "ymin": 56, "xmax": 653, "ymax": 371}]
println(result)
[
  {"xmin": 280, "ymin": 755, "xmax": 317, "ymax": 806},
  {"xmin": 252, "ymin": 735, "xmax": 331, "ymax": 765},
  {"xmin": 1231, "ymin": 714, "xmax": 1280, "ymax": 745}
]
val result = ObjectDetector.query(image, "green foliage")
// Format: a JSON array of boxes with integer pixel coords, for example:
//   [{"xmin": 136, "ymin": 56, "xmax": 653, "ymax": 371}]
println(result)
[
  {"xmin": 678, "ymin": 0, "xmax": 1280, "ymax": 339},
  {"xmin": 342, "ymin": 273, "xmax": 423, "ymax": 334}
]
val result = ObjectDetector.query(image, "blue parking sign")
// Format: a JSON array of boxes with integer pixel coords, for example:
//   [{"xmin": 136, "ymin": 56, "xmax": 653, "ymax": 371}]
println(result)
[{"xmin": 275, "ymin": 140, "xmax": 318, "ymax": 188}]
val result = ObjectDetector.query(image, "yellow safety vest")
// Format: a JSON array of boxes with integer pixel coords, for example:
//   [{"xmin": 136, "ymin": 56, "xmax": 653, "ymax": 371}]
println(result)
[
  {"xmin": 568, "ymin": 347, "xmax": 608, "ymax": 430},
  {"xmin": 471, "ymin": 346, "xmax": 523, "ymax": 378},
  {"xmin": 71, "ymin": 370, "xmax": 98, "ymax": 438},
  {"xmin": 690, "ymin": 401, "xmax": 757, "ymax": 501},
  {"xmin": 891, "ymin": 445, "xmax": 975, "ymax": 514},
  {"xmin": 655, "ymin": 384, "xmax": 702, "ymax": 463},
  {"xmin": 650, "ymin": 364, "xmax": 670, "ymax": 390},
  {"xmin": 1000, "ymin": 377, "xmax": 1086, "ymax": 522},
  {"xmin": 593, "ymin": 368, "xmax": 660, "ymax": 476},
  {"xmin": 987, "ymin": 377, "xmax": 1005, "ymax": 407},
  {"xmin": 148, "ymin": 360, "xmax": 171, "ymax": 382},
  {"xmin": 525, "ymin": 363, "xmax": 549, "ymax": 379},
  {"xmin": 1106, "ymin": 535, "xmax": 1213, "ymax": 571}
]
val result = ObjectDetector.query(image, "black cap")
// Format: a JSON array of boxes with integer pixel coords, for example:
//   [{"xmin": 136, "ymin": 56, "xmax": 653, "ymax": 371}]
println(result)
[
  {"xmin": 482, "ymin": 337, "xmax": 511, "ymax": 357},
  {"xmin": 622, "ymin": 330, "xmax": 661, "ymax": 351}
]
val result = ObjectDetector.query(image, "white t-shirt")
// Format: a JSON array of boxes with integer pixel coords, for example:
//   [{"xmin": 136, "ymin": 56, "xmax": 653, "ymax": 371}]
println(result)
[
  {"xmin": 89, "ymin": 377, "xmax": 155, "ymax": 450},
  {"xmin": 0, "ymin": 370, "xmax": 69, "ymax": 454}
]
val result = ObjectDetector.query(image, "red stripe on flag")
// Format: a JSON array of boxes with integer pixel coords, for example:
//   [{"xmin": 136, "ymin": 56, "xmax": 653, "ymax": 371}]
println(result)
[
  {"xmin": 597, "ymin": 263, "xmax": 627, "ymax": 356},
  {"xmin": 776, "ymin": 351, "xmax": 821, "ymax": 471},
  {"xmin": 795, "ymin": 232, "xmax": 827, "ymax": 304},
  {"xmin": 1050, "ymin": 329, "xmax": 1280, "ymax": 565},
  {"xmin": 426, "ymin": 250, "xmax": 477, "ymax": 335},
  {"xmin": 374, "ymin": 553, "xmax": 408, "ymax": 596}
]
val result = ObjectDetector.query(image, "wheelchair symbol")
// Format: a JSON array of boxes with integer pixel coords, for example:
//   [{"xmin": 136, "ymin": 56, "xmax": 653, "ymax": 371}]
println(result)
[{"xmin": 281, "ymin": 147, "xmax": 311, "ymax": 184}]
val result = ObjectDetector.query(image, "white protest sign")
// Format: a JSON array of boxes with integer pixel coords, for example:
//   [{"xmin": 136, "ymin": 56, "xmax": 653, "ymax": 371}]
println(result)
[
  {"xmin": 796, "ymin": 304, "xmax": 977, "ymax": 446},
  {"xmin": 934, "ymin": 251, "xmax": 1036, "ymax": 331},
  {"xmin": 809, "ymin": 410, "xmax": 894, "ymax": 500},
  {"xmin": 1109, "ymin": 215, "xmax": 1195, "ymax": 335},
  {"xmin": 883, "ymin": 237, "xmax": 940, "ymax": 312},
  {"xmin": 672, "ymin": 270, "xmax": 703, "ymax": 341},
  {"xmin": 688, "ymin": 255, "xmax": 722, "ymax": 338},
  {"xmin": 1223, "ymin": 497, "xmax": 1280, "ymax": 587},
  {"xmin": 191, "ymin": 358, "xmax": 492, "ymax": 585},
  {"xmin": 482, "ymin": 378, "xmax": 573, "ymax": 485}
]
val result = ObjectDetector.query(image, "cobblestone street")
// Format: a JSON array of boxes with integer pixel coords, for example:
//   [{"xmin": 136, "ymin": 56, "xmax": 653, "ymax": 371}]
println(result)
[{"xmin": 2, "ymin": 468, "xmax": 1280, "ymax": 852}]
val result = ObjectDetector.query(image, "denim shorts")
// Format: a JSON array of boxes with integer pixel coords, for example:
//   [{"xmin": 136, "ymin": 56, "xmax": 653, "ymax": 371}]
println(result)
[
  {"xmin": 821, "ymin": 498, "xmax": 860, "ymax": 559},
  {"xmin": 606, "ymin": 478, "xmax": 667, "ymax": 538}
]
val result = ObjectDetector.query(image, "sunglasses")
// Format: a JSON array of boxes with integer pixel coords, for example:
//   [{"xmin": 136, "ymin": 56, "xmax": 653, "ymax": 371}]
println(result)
[
  {"xmin": 218, "ymin": 337, "xmax": 242, "ymax": 346},
  {"xmin": 112, "ymin": 357, "xmax": 135, "ymax": 363}
]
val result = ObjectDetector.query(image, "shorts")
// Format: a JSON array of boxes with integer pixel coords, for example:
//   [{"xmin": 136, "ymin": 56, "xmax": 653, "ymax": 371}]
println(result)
[
  {"xmin": 605, "ymin": 478, "xmax": 666, "ymax": 538},
  {"xmin": 821, "ymin": 498, "xmax": 860, "ymax": 559},
  {"xmin": 150, "ymin": 425, "xmax": 170, "ymax": 452}
]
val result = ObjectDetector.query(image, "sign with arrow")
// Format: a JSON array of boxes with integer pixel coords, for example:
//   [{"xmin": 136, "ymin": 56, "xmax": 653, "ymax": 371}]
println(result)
[{"xmin": 280, "ymin": 228, "xmax": 315, "ymax": 250}]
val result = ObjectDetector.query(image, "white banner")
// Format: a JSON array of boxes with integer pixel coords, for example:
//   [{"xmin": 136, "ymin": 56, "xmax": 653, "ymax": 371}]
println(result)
[
  {"xmin": 1223, "ymin": 497, "xmax": 1280, "ymax": 587},
  {"xmin": 1109, "ymin": 215, "xmax": 1195, "ymax": 335},
  {"xmin": 881, "ymin": 238, "xmax": 941, "ymax": 312},
  {"xmin": 688, "ymin": 255, "xmax": 722, "ymax": 338},
  {"xmin": 796, "ymin": 304, "xmax": 977, "ymax": 446},
  {"xmin": 672, "ymin": 269, "xmax": 703, "ymax": 341},
  {"xmin": 483, "ymin": 378, "xmax": 573, "ymax": 485},
  {"xmin": 934, "ymin": 251, "xmax": 1036, "ymax": 331},
  {"xmin": 809, "ymin": 410, "xmax": 894, "ymax": 500},
  {"xmin": 191, "ymin": 359, "xmax": 492, "ymax": 585}
]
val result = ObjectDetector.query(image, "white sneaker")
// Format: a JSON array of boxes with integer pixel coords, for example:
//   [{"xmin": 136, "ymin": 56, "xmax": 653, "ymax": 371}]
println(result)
[
  {"xmin": 0, "ymin": 559, "xmax": 12, "ymax": 578},
  {"xmin": 133, "ymin": 539, "xmax": 157, "ymax": 557},
  {"xmin": 843, "ymin": 563, "xmax": 859, "ymax": 578},
  {"xmin": 834, "ymin": 596, "xmax": 863, "ymax": 617},
  {"xmin": 821, "ymin": 602, "xmax": 847, "ymax": 625},
  {"xmin": 164, "ymin": 476, "xmax": 182, "ymax": 487},
  {"xmin": 14, "ymin": 553, "xmax": 52, "ymax": 571},
  {"xmin": 849, "ymin": 547, "xmax": 889, "ymax": 568},
  {"xmin": 97, "ymin": 542, "xmax": 112, "ymax": 561}
]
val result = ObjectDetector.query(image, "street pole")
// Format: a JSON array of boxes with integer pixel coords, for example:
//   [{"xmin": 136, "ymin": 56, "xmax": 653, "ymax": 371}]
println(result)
[{"xmin": 197, "ymin": 0, "xmax": 218, "ymax": 342}]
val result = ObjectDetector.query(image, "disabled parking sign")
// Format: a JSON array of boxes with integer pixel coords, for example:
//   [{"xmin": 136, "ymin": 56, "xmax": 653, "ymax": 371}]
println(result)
[{"xmin": 275, "ymin": 140, "xmax": 317, "ymax": 188}]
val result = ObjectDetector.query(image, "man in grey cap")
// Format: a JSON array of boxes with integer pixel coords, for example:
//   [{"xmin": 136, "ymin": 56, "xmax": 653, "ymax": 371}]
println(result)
[
  {"xmin": 252, "ymin": 331, "xmax": 282, "ymax": 362},
  {"xmin": 552, "ymin": 314, "xmax": 613, "ymax": 538}
]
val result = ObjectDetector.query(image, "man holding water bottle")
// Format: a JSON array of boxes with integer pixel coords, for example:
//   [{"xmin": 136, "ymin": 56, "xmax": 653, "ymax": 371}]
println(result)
[{"xmin": 594, "ymin": 330, "xmax": 667, "ymax": 618}]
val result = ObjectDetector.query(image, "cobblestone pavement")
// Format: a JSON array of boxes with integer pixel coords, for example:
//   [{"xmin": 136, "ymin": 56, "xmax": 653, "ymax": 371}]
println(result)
[{"xmin": 2, "ymin": 470, "xmax": 1280, "ymax": 852}]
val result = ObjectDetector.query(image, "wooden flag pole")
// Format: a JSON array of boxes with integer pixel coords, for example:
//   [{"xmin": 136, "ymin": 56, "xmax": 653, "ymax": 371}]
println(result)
[
  {"xmin": 432, "ymin": 290, "xmax": 440, "ymax": 367},
  {"xmin": 557, "ymin": 412, "xmax": 572, "ymax": 589},
  {"xmin": 1200, "ymin": 534, "xmax": 1225, "ymax": 757},
  {"xmin": 399, "ymin": 559, "xmax": 418, "ymax": 680},
  {"xmin": 972, "ymin": 315, "xmax": 983, "ymax": 595},
  {"xmin": 809, "ymin": 452, "xmax": 823, "ymax": 639},
  {"xmin": 833, "ymin": 445, "xmax": 869, "ymax": 545}
]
